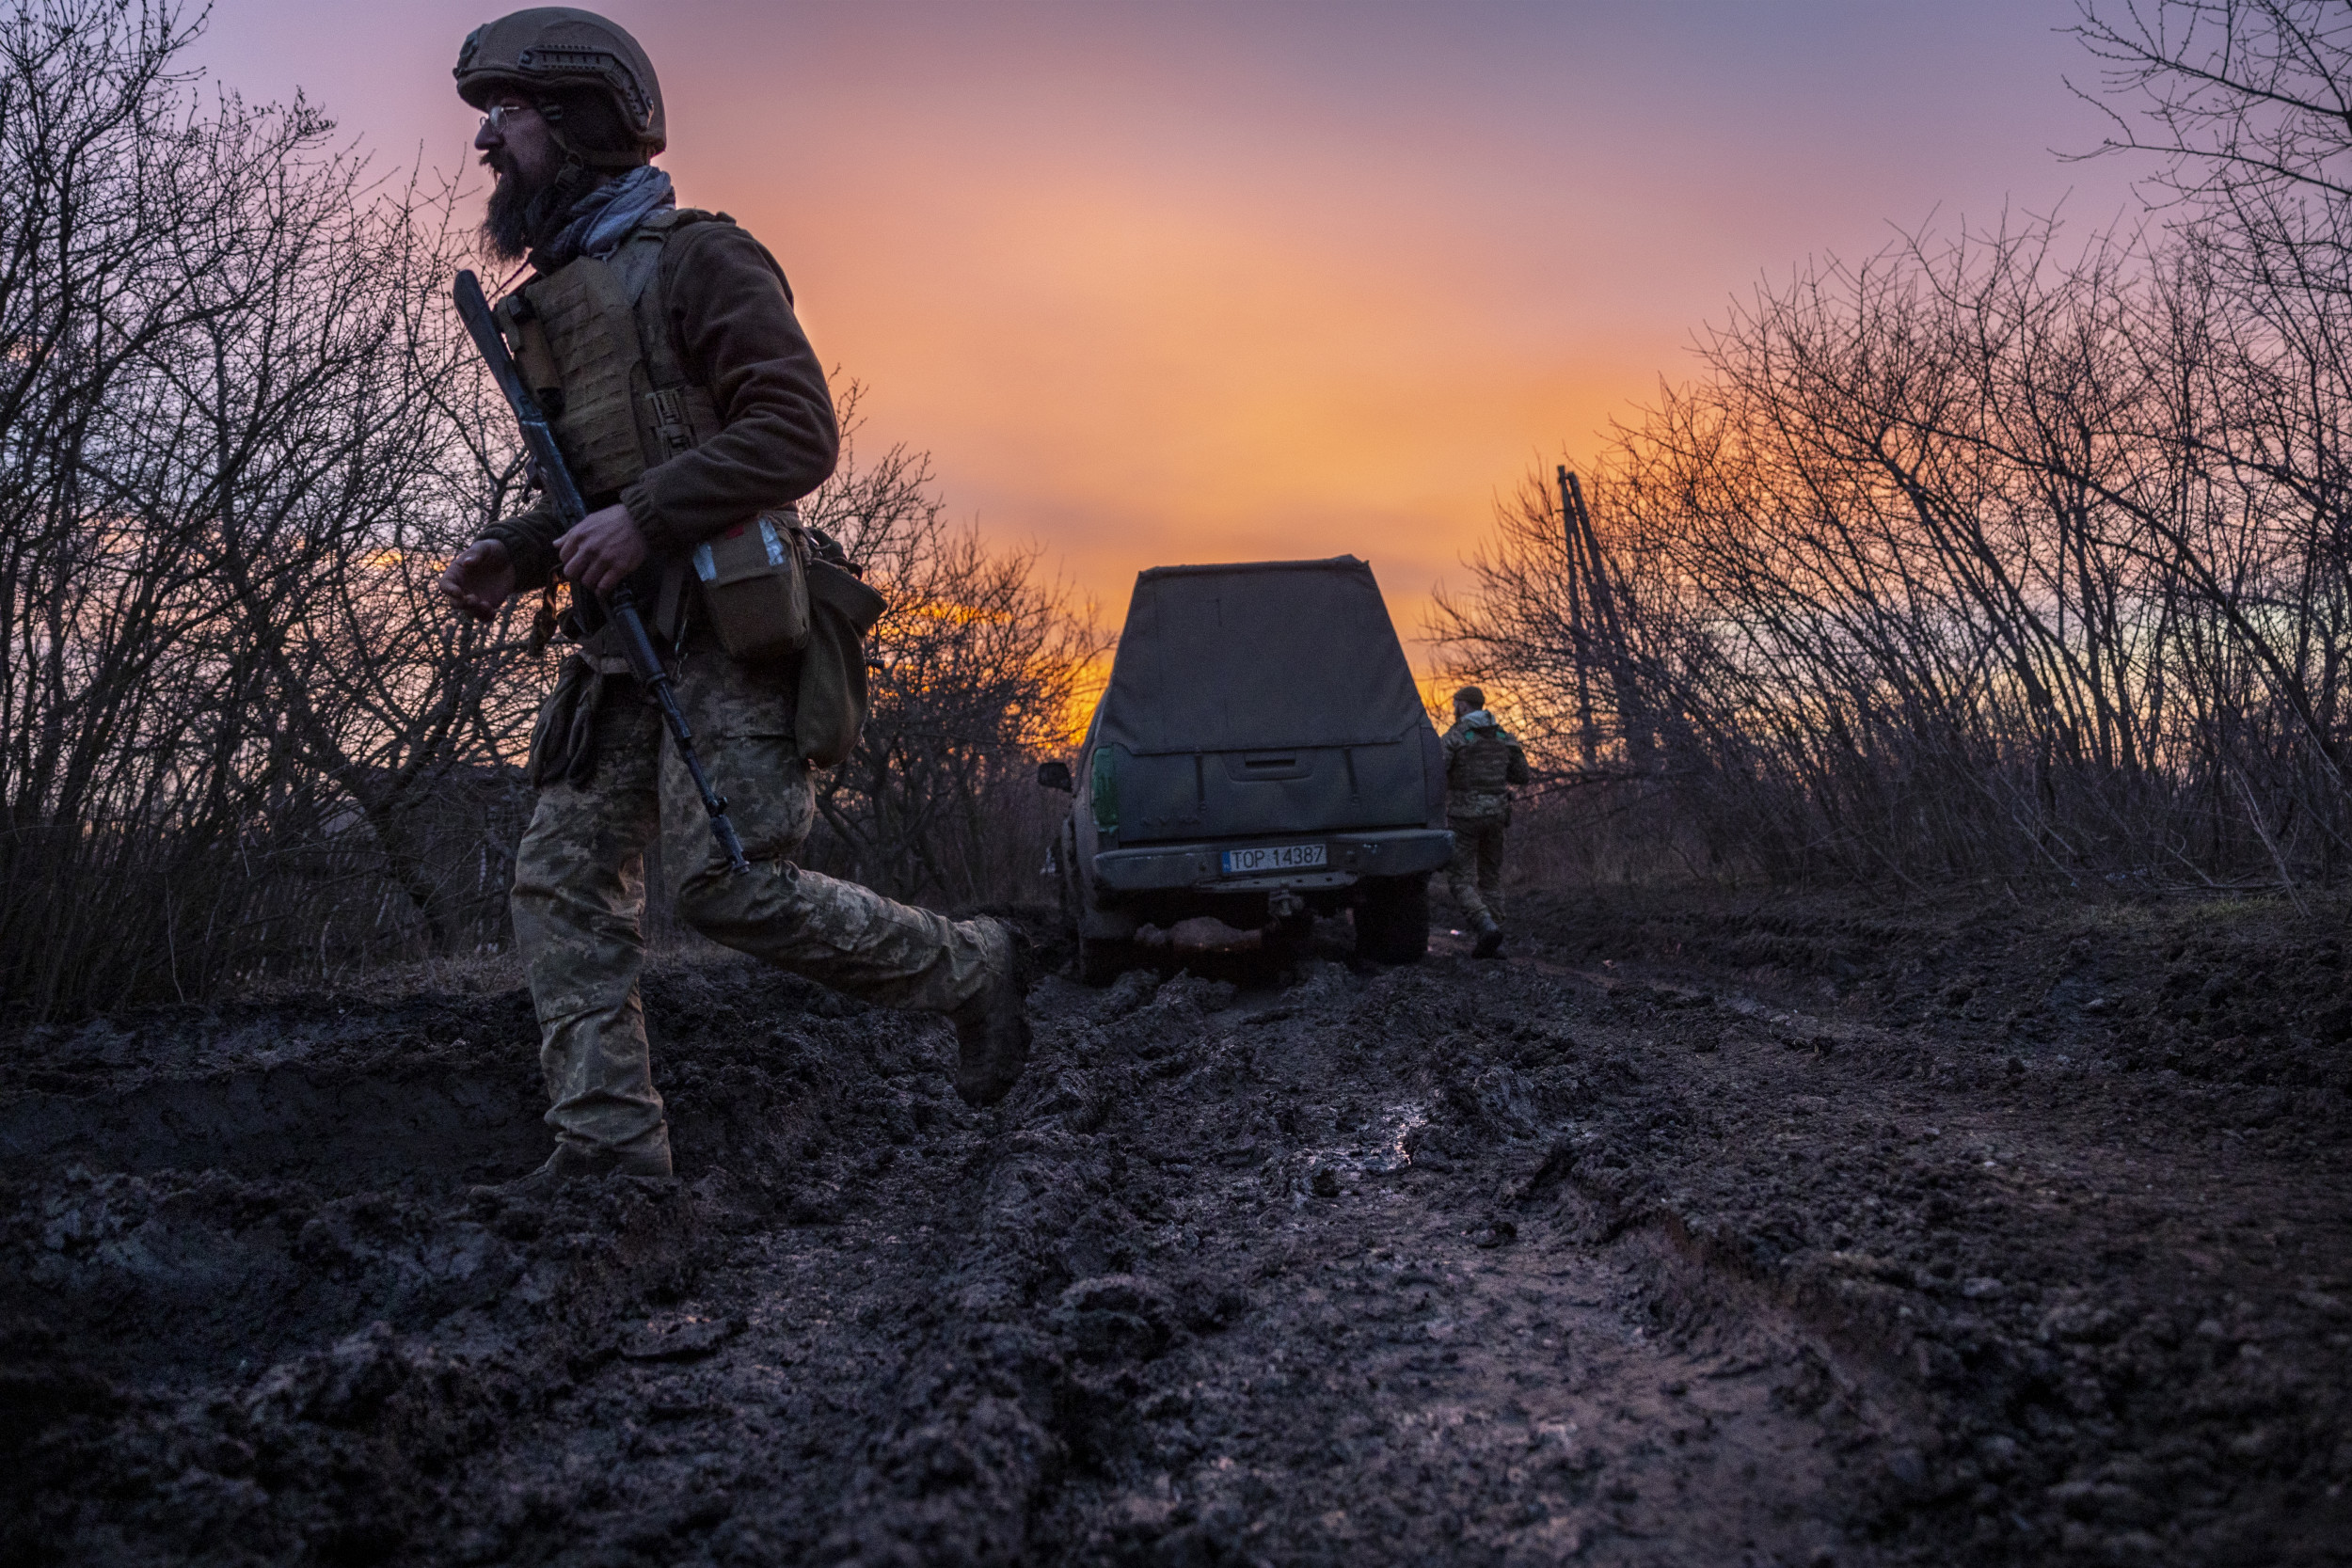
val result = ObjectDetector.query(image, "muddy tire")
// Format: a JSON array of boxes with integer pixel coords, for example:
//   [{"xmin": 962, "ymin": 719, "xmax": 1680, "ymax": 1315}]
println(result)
[
  {"xmin": 1076, "ymin": 929, "xmax": 1131, "ymax": 986},
  {"xmin": 1354, "ymin": 874, "xmax": 1430, "ymax": 964},
  {"xmin": 1059, "ymin": 820, "xmax": 1129, "ymax": 985},
  {"xmin": 1267, "ymin": 908, "xmax": 1317, "ymax": 960}
]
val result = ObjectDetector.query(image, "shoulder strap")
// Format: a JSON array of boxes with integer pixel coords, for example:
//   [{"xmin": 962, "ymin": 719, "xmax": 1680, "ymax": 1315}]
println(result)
[
  {"xmin": 612, "ymin": 209, "xmax": 733, "ymax": 410},
  {"xmin": 612, "ymin": 207, "xmax": 747, "ymax": 646},
  {"xmin": 605, "ymin": 208, "xmax": 737, "ymax": 305}
]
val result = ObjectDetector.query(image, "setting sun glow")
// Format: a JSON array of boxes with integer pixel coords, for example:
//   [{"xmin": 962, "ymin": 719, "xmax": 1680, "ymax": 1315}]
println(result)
[{"xmin": 194, "ymin": 0, "xmax": 2139, "ymax": 670}]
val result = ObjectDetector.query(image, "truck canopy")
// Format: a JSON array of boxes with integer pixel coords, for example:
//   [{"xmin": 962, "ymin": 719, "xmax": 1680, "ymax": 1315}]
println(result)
[
  {"xmin": 1094, "ymin": 557, "xmax": 1429, "ymax": 756},
  {"xmin": 1089, "ymin": 556, "xmax": 1446, "ymax": 845}
]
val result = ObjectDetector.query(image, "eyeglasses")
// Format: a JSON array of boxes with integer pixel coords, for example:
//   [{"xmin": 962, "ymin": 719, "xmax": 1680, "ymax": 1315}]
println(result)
[{"xmin": 477, "ymin": 103, "xmax": 536, "ymax": 135}]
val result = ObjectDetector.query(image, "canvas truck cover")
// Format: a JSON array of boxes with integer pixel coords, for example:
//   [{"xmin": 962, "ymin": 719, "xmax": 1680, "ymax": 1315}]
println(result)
[{"xmin": 1091, "ymin": 556, "xmax": 1446, "ymax": 843}]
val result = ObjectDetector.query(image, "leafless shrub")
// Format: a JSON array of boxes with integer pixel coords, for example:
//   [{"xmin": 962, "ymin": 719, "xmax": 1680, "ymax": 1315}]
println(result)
[
  {"xmin": 798, "ymin": 390, "xmax": 1105, "ymax": 906},
  {"xmin": 1439, "ymin": 213, "xmax": 2352, "ymax": 893},
  {"xmin": 1437, "ymin": 3, "xmax": 2352, "ymax": 897},
  {"xmin": 0, "ymin": 1, "xmax": 543, "ymax": 1016}
]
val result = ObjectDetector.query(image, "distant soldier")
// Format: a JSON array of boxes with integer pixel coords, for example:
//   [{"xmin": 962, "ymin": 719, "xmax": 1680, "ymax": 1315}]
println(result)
[
  {"xmin": 437, "ymin": 8, "xmax": 1028, "ymax": 1181},
  {"xmin": 1440, "ymin": 687, "xmax": 1530, "ymax": 958}
]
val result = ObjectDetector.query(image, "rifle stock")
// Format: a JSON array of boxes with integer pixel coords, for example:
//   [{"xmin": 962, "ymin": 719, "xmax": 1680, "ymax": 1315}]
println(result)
[{"xmin": 453, "ymin": 268, "xmax": 751, "ymax": 876}]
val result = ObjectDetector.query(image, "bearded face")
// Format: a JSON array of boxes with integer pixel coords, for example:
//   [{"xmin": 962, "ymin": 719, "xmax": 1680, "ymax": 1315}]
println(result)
[
  {"xmin": 480, "ymin": 154, "xmax": 566, "ymax": 263},
  {"xmin": 474, "ymin": 99, "xmax": 572, "ymax": 263}
]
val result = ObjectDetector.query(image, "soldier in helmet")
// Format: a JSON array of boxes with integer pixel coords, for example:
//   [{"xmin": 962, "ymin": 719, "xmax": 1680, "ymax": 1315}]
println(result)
[
  {"xmin": 1440, "ymin": 686, "xmax": 1530, "ymax": 959},
  {"xmin": 437, "ymin": 8, "xmax": 1029, "ymax": 1181}
]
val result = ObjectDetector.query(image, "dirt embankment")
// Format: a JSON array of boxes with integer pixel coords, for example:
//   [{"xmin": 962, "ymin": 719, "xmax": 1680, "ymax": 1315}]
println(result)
[{"xmin": 2, "ymin": 887, "xmax": 2346, "ymax": 1566}]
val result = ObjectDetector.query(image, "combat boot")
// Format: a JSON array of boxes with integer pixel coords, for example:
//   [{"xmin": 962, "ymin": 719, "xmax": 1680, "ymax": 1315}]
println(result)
[
  {"xmin": 506, "ymin": 1139, "xmax": 675, "ymax": 1188},
  {"xmin": 950, "ymin": 917, "xmax": 1032, "ymax": 1107},
  {"xmin": 1471, "ymin": 914, "xmax": 1505, "ymax": 960}
]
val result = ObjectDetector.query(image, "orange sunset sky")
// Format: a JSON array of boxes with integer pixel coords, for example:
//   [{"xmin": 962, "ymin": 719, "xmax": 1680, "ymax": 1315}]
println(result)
[{"xmin": 198, "ymin": 0, "xmax": 2143, "ymax": 666}]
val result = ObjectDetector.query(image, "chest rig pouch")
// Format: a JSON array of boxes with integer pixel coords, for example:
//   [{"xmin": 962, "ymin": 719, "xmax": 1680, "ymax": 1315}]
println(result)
[
  {"xmin": 494, "ymin": 210, "xmax": 809, "ymax": 660},
  {"xmin": 690, "ymin": 512, "xmax": 809, "ymax": 663}
]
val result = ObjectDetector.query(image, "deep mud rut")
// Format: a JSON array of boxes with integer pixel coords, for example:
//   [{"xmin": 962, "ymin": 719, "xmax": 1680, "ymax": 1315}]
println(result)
[{"xmin": 3, "ymin": 892, "xmax": 2347, "ymax": 1566}]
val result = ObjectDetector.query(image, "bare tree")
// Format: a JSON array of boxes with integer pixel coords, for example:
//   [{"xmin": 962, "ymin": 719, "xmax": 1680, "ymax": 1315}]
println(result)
[
  {"xmin": 2071, "ymin": 0, "xmax": 2352, "ymax": 212},
  {"xmin": 1437, "ymin": 217, "xmax": 2352, "ymax": 891},
  {"xmin": 798, "ymin": 389, "xmax": 1104, "ymax": 905},
  {"xmin": 0, "ymin": 1, "xmax": 546, "ymax": 1016},
  {"xmin": 1433, "ymin": 5, "xmax": 2352, "ymax": 896}
]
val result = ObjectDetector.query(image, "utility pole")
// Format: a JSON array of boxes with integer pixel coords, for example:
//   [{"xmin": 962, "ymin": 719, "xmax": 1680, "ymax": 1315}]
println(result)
[
  {"xmin": 1555, "ymin": 465, "xmax": 1597, "ymax": 768},
  {"xmin": 1558, "ymin": 465, "xmax": 1651, "ymax": 767}
]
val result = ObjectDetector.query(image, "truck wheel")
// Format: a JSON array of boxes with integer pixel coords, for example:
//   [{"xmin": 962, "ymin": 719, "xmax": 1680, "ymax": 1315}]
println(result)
[
  {"xmin": 1268, "ymin": 907, "xmax": 1317, "ymax": 959},
  {"xmin": 1059, "ymin": 823, "xmax": 1128, "ymax": 985},
  {"xmin": 1077, "ymin": 929, "xmax": 1130, "ymax": 986},
  {"xmin": 1355, "ymin": 874, "xmax": 1430, "ymax": 964}
]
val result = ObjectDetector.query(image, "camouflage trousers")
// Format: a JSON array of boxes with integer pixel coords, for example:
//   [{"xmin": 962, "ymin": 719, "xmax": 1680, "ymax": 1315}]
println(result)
[
  {"xmin": 510, "ymin": 645, "xmax": 996, "ymax": 1164},
  {"xmin": 1446, "ymin": 813, "xmax": 1508, "ymax": 925}
]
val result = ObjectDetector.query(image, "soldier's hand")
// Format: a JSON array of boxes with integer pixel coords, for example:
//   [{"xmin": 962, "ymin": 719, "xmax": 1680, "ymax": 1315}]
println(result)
[
  {"xmin": 557, "ymin": 503, "xmax": 648, "ymax": 595},
  {"xmin": 439, "ymin": 538, "xmax": 516, "ymax": 622}
]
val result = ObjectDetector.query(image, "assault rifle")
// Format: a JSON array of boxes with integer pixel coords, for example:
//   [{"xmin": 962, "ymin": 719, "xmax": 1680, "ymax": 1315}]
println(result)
[{"xmin": 453, "ymin": 268, "xmax": 752, "ymax": 876}]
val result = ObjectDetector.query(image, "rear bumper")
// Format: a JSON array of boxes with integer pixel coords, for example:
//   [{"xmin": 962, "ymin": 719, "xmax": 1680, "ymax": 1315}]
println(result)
[{"xmin": 1090, "ymin": 828, "xmax": 1453, "ymax": 894}]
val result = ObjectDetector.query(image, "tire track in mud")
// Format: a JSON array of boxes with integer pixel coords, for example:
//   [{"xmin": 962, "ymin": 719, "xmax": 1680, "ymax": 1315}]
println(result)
[
  {"xmin": 474, "ymin": 956, "xmax": 1910, "ymax": 1565},
  {"xmin": 787, "ymin": 960, "xmax": 1913, "ymax": 1566},
  {"xmin": 0, "ymin": 951, "xmax": 1920, "ymax": 1565},
  {"xmin": 1468, "ymin": 931, "xmax": 2352, "ymax": 1566},
  {"xmin": 10, "ymin": 915, "xmax": 2340, "ymax": 1563}
]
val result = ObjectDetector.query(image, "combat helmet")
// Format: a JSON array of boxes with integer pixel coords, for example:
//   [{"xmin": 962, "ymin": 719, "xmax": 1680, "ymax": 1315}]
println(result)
[{"xmin": 454, "ymin": 8, "xmax": 664, "ymax": 169}]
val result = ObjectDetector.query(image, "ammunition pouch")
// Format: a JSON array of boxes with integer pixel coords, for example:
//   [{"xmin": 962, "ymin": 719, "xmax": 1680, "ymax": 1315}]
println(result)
[
  {"xmin": 530, "ymin": 653, "xmax": 631, "ymax": 788},
  {"xmin": 691, "ymin": 511, "xmax": 810, "ymax": 665}
]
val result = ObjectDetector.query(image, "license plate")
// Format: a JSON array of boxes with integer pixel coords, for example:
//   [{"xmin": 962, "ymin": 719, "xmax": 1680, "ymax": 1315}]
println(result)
[{"xmin": 1220, "ymin": 843, "xmax": 1327, "ymax": 875}]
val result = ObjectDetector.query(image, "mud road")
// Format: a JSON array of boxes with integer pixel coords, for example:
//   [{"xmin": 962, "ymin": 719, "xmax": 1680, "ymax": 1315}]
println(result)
[{"xmin": 3, "ymin": 890, "xmax": 2347, "ymax": 1565}]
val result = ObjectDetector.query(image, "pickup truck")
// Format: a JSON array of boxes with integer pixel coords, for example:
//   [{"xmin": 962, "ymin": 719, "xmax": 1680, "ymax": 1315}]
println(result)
[{"xmin": 1041, "ymin": 556, "xmax": 1452, "ymax": 981}]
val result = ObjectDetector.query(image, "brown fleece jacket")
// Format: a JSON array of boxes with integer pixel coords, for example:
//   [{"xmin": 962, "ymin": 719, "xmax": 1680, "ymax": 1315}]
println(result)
[{"xmin": 480, "ymin": 217, "xmax": 839, "ymax": 591}]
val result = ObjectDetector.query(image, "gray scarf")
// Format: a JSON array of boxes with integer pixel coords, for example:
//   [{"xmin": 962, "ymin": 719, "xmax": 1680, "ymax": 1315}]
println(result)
[{"xmin": 535, "ymin": 166, "xmax": 675, "ymax": 268}]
